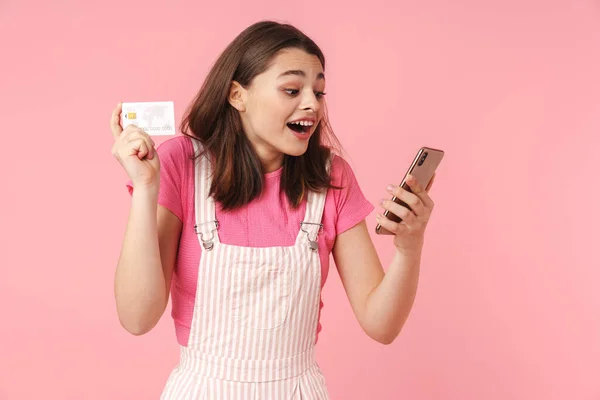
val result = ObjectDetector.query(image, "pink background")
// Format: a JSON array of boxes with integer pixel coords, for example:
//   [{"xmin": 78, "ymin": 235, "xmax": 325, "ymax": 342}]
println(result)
[{"xmin": 1, "ymin": 0, "xmax": 599, "ymax": 399}]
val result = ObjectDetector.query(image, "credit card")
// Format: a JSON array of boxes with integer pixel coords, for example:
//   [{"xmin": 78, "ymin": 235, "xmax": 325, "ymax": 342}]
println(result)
[{"xmin": 121, "ymin": 101, "xmax": 176, "ymax": 136}]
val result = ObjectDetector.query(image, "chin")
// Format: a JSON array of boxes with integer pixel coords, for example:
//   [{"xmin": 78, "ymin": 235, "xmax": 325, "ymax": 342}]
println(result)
[
  {"xmin": 282, "ymin": 143, "xmax": 310, "ymax": 157},
  {"xmin": 280, "ymin": 127, "xmax": 314, "ymax": 157}
]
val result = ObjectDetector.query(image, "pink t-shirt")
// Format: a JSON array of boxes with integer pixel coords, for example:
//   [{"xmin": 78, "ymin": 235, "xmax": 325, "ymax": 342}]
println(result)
[{"xmin": 126, "ymin": 135, "xmax": 374, "ymax": 346}]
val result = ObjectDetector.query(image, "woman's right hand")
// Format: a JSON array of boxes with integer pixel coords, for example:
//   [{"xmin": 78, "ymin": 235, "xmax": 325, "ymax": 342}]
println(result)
[{"xmin": 110, "ymin": 103, "xmax": 160, "ymax": 188}]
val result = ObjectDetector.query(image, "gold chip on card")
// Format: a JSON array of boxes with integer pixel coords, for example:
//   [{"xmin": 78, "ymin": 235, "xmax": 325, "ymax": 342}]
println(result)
[{"xmin": 127, "ymin": 112, "xmax": 137, "ymax": 119}]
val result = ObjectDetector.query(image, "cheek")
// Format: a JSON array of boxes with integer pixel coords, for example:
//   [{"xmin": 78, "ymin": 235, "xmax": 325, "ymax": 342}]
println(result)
[
  {"xmin": 246, "ymin": 109, "xmax": 284, "ymax": 139},
  {"xmin": 246, "ymin": 92, "xmax": 295, "ymax": 134},
  {"xmin": 261, "ymin": 102, "xmax": 291, "ymax": 128},
  {"xmin": 253, "ymin": 108, "xmax": 283, "ymax": 129}
]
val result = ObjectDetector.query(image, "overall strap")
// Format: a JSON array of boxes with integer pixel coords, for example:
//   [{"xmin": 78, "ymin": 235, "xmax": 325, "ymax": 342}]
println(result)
[
  {"xmin": 192, "ymin": 139, "xmax": 220, "ymax": 251},
  {"xmin": 297, "ymin": 156, "xmax": 332, "ymax": 252}
]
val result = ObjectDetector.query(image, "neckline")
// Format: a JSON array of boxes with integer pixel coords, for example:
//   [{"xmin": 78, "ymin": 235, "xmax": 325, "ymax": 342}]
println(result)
[{"xmin": 264, "ymin": 165, "xmax": 283, "ymax": 179}]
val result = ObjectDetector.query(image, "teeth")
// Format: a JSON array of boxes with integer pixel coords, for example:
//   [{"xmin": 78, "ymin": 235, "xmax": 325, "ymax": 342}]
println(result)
[{"xmin": 290, "ymin": 120, "xmax": 314, "ymax": 127}]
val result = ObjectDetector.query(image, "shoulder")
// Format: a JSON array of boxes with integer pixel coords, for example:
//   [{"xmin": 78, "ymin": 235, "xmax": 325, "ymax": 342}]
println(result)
[
  {"xmin": 155, "ymin": 135, "xmax": 198, "ymax": 174},
  {"xmin": 156, "ymin": 135, "xmax": 195, "ymax": 158},
  {"xmin": 153, "ymin": 135, "xmax": 198, "ymax": 193},
  {"xmin": 329, "ymin": 153, "xmax": 358, "ymax": 187},
  {"xmin": 323, "ymin": 153, "xmax": 374, "ymax": 235}
]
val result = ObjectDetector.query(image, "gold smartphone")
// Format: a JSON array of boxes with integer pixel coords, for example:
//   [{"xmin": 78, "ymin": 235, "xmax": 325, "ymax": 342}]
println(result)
[{"xmin": 375, "ymin": 147, "xmax": 445, "ymax": 235}]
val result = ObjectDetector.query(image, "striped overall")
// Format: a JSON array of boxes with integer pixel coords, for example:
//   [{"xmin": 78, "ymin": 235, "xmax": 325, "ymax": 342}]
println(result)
[{"xmin": 160, "ymin": 140, "xmax": 330, "ymax": 399}]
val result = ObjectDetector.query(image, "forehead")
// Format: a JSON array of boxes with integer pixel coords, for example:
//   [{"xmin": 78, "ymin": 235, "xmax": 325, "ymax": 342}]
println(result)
[{"xmin": 266, "ymin": 48, "xmax": 324, "ymax": 78}]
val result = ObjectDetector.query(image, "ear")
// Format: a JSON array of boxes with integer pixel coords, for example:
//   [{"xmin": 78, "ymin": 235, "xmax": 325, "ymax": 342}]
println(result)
[{"xmin": 228, "ymin": 81, "xmax": 247, "ymax": 112}]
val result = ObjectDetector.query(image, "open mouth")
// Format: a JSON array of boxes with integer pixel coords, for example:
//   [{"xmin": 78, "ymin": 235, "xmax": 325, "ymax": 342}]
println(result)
[{"xmin": 287, "ymin": 121, "xmax": 313, "ymax": 134}]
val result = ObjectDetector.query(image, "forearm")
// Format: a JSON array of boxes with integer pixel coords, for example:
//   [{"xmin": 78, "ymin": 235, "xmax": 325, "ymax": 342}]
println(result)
[
  {"xmin": 363, "ymin": 249, "xmax": 421, "ymax": 344},
  {"xmin": 114, "ymin": 186, "xmax": 167, "ymax": 335}
]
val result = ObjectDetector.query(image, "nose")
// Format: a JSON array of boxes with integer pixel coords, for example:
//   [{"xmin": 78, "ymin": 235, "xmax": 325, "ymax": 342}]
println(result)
[{"xmin": 300, "ymin": 89, "xmax": 321, "ymax": 113}]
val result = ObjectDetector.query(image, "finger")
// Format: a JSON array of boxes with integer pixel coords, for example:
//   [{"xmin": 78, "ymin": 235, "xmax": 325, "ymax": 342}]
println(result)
[
  {"xmin": 137, "ymin": 141, "xmax": 149, "ymax": 160},
  {"xmin": 126, "ymin": 129, "xmax": 156, "ymax": 148},
  {"xmin": 136, "ymin": 140, "xmax": 155, "ymax": 160},
  {"xmin": 147, "ymin": 144, "xmax": 155, "ymax": 159},
  {"xmin": 123, "ymin": 129, "xmax": 156, "ymax": 159},
  {"xmin": 110, "ymin": 103, "xmax": 123, "ymax": 138},
  {"xmin": 380, "ymin": 199, "xmax": 416, "ymax": 225},
  {"xmin": 405, "ymin": 174, "xmax": 434, "ymax": 209},
  {"xmin": 375, "ymin": 213, "xmax": 399, "ymax": 235},
  {"xmin": 387, "ymin": 185, "xmax": 425, "ymax": 216},
  {"xmin": 128, "ymin": 138, "xmax": 150, "ymax": 159},
  {"xmin": 121, "ymin": 123, "xmax": 140, "ymax": 139}
]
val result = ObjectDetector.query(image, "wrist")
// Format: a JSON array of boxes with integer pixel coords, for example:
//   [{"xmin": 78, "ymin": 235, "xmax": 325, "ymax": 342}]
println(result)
[
  {"xmin": 132, "ymin": 182, "xmax": 159, "ymax": 198},
  {"xmin": 394, "ymin": 243, "xmax": 423, "ymax": 260}
]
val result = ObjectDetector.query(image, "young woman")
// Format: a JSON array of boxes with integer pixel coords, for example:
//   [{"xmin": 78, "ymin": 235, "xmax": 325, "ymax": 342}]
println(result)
[{"xmin": 110, "ymin": 20, "xmax": 436, "ymax": 399}]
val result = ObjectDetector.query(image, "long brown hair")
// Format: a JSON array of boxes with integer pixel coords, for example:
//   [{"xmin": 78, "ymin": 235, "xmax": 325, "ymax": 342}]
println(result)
[{"xmin": 180, "ymin": 20, "xmax": 342, "ymax": 211}]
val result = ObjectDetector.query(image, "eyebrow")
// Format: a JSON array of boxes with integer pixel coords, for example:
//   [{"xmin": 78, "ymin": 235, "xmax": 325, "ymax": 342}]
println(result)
[{"xmin": 278, "ymin": 70, "xmax": 325, "ymax": 81}]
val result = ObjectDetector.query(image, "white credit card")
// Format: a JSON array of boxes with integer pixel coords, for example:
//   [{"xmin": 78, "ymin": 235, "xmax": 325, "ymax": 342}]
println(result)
[{"xmin": 121, "ymin": 101, "xmax": 176, "ymax": 136}]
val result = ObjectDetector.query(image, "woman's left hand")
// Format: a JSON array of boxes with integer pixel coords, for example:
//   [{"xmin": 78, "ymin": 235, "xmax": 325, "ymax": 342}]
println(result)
[{"xmin": 376, "ymin": 174, "xmax": 436, "ymax": 255}]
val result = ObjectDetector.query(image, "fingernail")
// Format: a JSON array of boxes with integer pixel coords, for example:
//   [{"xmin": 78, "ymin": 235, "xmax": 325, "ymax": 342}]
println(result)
[
  {"xmin": 379, "ymin": 199, "xmax": 385, "ymax": 206},
  {"xmin": 387, "ymin": 184, "xmax": 395, "ymax": 192}
]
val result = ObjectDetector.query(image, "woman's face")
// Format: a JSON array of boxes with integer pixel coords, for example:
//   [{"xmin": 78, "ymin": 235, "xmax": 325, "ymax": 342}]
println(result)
[{"xmin": 229, "ymin": 48, "xmax": 326, "ymax": 172}]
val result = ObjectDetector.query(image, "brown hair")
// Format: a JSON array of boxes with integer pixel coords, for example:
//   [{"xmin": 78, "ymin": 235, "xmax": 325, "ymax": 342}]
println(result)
[{"xmin": 180, "ymin": 20, "xmax": 342, "ymax": 211}]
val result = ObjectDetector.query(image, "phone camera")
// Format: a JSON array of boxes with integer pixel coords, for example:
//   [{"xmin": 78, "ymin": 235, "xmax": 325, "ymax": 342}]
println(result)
[{"xmin": 418, "ymin": 152, "xmax": 428, "ymax": 166}]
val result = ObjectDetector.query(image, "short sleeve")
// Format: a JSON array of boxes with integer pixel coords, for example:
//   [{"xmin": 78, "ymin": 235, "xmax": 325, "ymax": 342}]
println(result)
[
  {"xmin": 330, "ymin": 155, "xmax": 375, "ymax": 235},
  {"xmin": 125, "ymin": 136, "xmax": 187, "ymax": 222}
]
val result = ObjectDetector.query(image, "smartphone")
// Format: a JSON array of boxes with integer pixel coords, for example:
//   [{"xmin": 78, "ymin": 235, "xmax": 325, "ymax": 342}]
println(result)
[{"xmin": 375, "ymin": 147, "xmax": 445, "ymax": 235}]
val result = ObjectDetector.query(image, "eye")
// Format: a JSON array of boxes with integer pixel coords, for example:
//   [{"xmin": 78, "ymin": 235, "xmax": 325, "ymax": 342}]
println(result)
[{"xmin": 284, "ymin": 88, "xmax": 326, "ymax": 99}]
